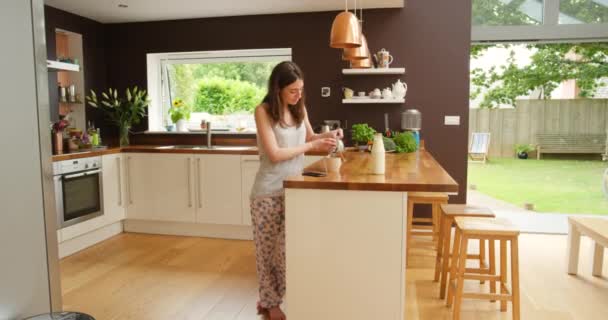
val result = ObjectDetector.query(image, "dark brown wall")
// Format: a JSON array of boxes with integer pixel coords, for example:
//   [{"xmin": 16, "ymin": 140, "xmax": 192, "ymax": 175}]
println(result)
[
  {"xmin": 44, "ymin": 6, "xmax": 107, "ymax": 132},
  {"xmin": 46, "ymin": 1, "xmax": 472, "ymax": 202},
  {"xmin": 105, "ymin": 1, "xmax": 472, "ymax": 202}
]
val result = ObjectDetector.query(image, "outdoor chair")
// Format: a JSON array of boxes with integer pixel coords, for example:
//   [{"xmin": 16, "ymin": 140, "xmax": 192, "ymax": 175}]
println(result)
[{"xmin": 469, "ymin": 132, "xmax": 491, "ymax": 164}]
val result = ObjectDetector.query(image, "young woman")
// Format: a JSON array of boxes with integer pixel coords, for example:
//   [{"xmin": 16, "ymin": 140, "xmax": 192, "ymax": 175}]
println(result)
[{"xmin": 250, "ymin": 61, "xmax": 342, "ymax": 320}]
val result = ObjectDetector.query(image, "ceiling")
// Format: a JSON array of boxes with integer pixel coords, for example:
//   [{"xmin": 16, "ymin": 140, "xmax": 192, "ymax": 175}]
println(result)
[{"xmin": 44, "ymin": 0, "xmax": 404, "ymax": 24}]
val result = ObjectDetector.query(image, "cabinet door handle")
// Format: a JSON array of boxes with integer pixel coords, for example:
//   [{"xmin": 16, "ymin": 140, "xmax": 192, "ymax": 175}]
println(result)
[
  {"xmin": 117, "ymin": 157, "xmax": 122, "ymax": 206},
  {"xmin": 197, "ymin": 158, "xmax": 202, "ymax": 208},
  {"xmin": 187, "ymin": 158, "xmax": 192, "ymax": 208},
  {"xmin": 127, "ymin": 156, "xmax": 133, "ymax": 205}
]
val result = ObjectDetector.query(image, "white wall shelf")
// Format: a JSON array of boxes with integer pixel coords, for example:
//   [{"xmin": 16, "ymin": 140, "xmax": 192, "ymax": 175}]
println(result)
[
  {"xmin": 47, "ymin": 60, "xmax": 80, "ymax": 72},
  {"xmin": 342, "ymin": 68, "xmax": 405, "ymax": 75},
  {"xmin": 343, "ymin": 98, "xmax": 405, "ymax": 104}
]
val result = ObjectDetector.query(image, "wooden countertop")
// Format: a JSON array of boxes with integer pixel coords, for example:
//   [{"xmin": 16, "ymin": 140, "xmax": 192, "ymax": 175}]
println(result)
[
  {"xmin": 52, "ymin": 147, "xmax": 122, "ymax": 161},
  {"xmin": 284, "ymin": 150, "xmax": 459, "ymax": 193},
  {"xmin": 52, "ymin": 145, "xmax": 327, "ymax": 161}
]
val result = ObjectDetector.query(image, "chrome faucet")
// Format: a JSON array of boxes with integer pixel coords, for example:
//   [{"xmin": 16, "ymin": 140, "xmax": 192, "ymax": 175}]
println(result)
[{"xmin": 206, "ymin": 121, "xmax": 212, "ymax": 149}]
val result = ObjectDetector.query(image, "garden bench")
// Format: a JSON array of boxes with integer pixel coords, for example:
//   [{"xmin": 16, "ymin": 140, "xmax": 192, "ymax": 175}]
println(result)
[
  {"xmin": 536, "ymin": 134, "xmax": 605, "ymax": 159},
  {"xmin": 567, "ymin": 217, "xmax": 608, "ymax": 277}
]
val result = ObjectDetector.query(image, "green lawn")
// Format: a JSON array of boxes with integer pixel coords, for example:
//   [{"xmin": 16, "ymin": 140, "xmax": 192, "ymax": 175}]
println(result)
[{"xmin": 468, "ymin": 158, "xmax": 608, "ymax": 215}]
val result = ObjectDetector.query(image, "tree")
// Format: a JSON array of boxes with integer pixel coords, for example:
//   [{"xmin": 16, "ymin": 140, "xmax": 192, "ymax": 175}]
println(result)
[
  {"xmin": 472, "ymin": 0, "xmax": 608, "ymax": 26},
  {"xmin": 472, "ymin": 0, "xmax": 540, "ymax": 26},
  {"xmin": 560, "ymin": 0, "xmax": 608, "ymax": 24},
  {"xmin": 471, "ymin": 43, "xmax": 608, "ymax": 108}
]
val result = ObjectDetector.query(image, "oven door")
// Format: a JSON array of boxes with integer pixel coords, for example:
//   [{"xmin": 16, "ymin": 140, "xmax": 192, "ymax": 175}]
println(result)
[{"xmin": 57, "ymin": 169, "xmax": 104, "ymax": 228}]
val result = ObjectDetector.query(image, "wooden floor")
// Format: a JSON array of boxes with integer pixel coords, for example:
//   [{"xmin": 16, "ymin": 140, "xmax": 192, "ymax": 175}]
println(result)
[{"xmin": 60, "ymin": 232, "xmax": 608, "ymax": 320}]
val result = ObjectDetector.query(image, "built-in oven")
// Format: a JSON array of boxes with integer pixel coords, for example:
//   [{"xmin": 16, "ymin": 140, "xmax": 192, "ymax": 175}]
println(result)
[{"xmin": 53, "ymin": 156, "xmax": 103, "ymax": 229}]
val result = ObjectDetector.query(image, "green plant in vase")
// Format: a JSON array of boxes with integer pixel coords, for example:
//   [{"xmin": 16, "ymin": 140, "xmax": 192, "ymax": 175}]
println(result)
[
  {"xmin": 169, "ymin": 98, "xmax": 191, "ymax": 132},
  {"xmin": 351, "ymin": 123, "xmax": 376, "ymax": 151},
  {"xmin": 86, "ymin": 87, "xmax": 149, "ymax": 146}
]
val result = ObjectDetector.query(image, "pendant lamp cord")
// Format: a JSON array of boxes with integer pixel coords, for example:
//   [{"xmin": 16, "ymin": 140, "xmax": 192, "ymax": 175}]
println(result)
[{"xmin": 360, "ymin": 0, "xmax": 363, "ymax": 24}]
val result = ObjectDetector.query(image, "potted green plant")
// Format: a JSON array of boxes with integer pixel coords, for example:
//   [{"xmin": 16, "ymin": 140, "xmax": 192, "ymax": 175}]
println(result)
[
  {"xmin": 86, "ymin": 87, "xmax": 149, "ymax": 146},
  {"xmin": 169, "ymin": 98, "xmax": 191, "ymax": 132},
  {"xmin": 515, "ymin": 144, "xmax": 535, "ymax": 159},
  {"xmin": 351, "ymin": 123, "xmax": 376, "ymax": 151}
]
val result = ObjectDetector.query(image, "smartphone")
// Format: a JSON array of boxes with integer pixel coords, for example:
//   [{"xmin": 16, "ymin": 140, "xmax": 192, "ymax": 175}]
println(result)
[{"xmin": 302, "ymin": 171, "xmax": 327, "ymax": 177}]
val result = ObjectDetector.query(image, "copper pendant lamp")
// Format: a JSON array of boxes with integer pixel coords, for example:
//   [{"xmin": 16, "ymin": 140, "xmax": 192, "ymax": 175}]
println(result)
[
  {"xmin": 342, "ymin": 1, "xmax": 369, "ymax": 60},
  {"xmin": 330, "ymin": 0, "xmax": 362, "ymax": 48},
  {"xmin": 343, "ymin": 34, "xmax": 369, "ymax": 60},
  {"xmin": 350, "ymin": 57, "xmax": 372, "ymax": 69}
]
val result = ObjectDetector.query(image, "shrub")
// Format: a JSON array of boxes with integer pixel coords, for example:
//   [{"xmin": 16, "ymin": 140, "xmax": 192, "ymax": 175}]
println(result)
[
  {"xmin": 194, "ymin": 77, "xmax": 265, "ymax": 115},
  {"xmin": 515, "ymin": 144, "xmax": 535, "ymax": 154}
]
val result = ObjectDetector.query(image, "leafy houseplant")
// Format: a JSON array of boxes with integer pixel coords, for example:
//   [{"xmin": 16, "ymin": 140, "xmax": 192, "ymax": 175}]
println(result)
[
  {"xmin": 515, "ymin": 144, "xmax": 535, "ymax": 159},
  {"xmin": 86, "ymin": 87, "xmax": 149, "ymax": 147},
  {"xmin": 169, "ymin": 98, "xmax": 191, "ymax": 132},
  {"xmin": 351, "ymin": 123, "xmax": 376, "ymax": 150}
]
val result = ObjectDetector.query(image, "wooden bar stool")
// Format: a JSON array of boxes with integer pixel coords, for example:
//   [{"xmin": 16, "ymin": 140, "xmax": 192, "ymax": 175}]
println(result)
[
  {"xmin": 437, "ymin": 204, "xmax": 495, "ymax": 299},
  {"xmin": 406, "ymin": 192, "xmax": 449, "ymax": 266},
  {"xmin": 447, "ymin": 217, "xmax": 520, "ymax": 320}
]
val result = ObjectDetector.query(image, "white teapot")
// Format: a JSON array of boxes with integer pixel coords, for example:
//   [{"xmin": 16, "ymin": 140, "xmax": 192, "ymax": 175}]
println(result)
[{"xmin": 392, "ymin": 80, "xmax": 408, "ymax": 100}]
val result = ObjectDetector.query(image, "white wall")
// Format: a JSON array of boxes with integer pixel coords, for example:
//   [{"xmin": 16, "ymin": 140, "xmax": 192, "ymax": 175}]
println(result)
[{"xmin": 0, "ymin": 0, "xmax": 54, "ymax": 318}]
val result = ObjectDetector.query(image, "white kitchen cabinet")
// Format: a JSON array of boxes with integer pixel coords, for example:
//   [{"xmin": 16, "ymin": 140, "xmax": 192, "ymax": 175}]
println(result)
[
  {"xmin": 195, "ymin": 154, "xmax": 242, "ymax": 225},
  {"xmin": 126, "ymin": 153, "xmax": 195, "ymax": 223},
  {"xmin": 241, "ymin": 155, "xmax": 260, "ymax": 226},
  {"xmin": 102, "ymin": 153, "xmax": 126, "ymax": 223}
]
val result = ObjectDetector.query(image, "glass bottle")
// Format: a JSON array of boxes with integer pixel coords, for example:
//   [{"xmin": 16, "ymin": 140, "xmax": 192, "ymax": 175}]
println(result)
[{"xmin": 371, "ymin": 133, "xmax": 385, "ymax": 175}]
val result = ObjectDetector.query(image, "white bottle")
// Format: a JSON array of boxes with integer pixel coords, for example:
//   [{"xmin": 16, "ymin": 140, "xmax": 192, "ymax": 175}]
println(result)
[{"xmin": 371, "ymin": 133, "xmax": 385, "ymax": 175}]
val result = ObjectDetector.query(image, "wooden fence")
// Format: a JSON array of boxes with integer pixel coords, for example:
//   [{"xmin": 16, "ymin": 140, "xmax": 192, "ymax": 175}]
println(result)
[{"xmin": 469, "ymin": 99, "xmax": 608, "ymax": 158}]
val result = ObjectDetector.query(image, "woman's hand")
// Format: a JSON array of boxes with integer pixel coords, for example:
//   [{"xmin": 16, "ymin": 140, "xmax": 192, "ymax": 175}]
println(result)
[
  {"xmin": 311, "ymin": 138, "xmax": 337, "ymax": 153},
  {"xmin": 331, "ymin": 128, "xmax": 344, "ymax": 139}
]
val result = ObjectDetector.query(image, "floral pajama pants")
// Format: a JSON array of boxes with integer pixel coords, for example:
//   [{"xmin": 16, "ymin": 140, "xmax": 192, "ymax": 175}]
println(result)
[{"xmin": 250, "ymin": 195, "xmax": 286, "ymax": 309}]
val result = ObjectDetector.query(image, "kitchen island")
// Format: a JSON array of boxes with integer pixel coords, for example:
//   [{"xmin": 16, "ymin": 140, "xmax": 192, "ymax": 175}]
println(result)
[{"xmin": 284, "ymin": 150, "xmax": 458, "ymax": 320}]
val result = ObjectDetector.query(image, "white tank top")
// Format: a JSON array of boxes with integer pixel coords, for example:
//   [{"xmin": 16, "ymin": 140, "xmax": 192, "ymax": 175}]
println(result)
[{"xmin": 250, "ymin": 123, "xmax": 306, "ymax": 199}]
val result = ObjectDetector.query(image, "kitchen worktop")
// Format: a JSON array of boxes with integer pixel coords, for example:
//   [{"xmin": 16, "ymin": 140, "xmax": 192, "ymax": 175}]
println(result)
[
  {"xmin": 52, "ymin": 145, "xmax": 327, "ymax": 161},
  {"xmin": 284, "ymin": 150, "xmax": 459, "ymax": 193}
]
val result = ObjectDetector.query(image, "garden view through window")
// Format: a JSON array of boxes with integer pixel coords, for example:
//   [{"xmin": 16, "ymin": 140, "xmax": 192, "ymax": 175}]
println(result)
[
  {"xmin": 166, "ymin": 61, "xmax": 279, "ymax": 132},
  {"xmin": 146, "ymin": 48, "xmax": 291, "ymax": 133}
]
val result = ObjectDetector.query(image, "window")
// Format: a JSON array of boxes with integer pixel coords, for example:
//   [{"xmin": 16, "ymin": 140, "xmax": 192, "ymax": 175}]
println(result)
[
  {"xmin": 147, "ymin": 48, "xmax": 291, "ymax": 133},
  {"xmin": 472, "ymin": 0, "xmax": 544, "ymax": 26},
  {"xmin": 472, "ymin": 0, "xmax": 608, "ymax": 42},
  {"xmin": 559, "ymin": 0, "xmax": 608, "ymax": 24}
]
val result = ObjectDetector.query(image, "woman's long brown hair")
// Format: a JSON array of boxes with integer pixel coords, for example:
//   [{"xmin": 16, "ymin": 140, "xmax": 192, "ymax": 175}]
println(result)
[{"xmin": 262, "ymin": 61, "xmax": 305, "ymax": 127}]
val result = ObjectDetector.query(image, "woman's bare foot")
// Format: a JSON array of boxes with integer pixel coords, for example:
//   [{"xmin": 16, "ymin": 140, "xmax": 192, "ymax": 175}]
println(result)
[{"xmin": 267, "ymin": 306, "xmax": 286, "ymax": 320}]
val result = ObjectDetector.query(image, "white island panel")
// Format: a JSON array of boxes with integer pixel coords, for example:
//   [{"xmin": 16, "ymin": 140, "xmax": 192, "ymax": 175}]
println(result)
[{"xmin": 285, "ymin": 188, "xmax": 407, "ymax": 320}]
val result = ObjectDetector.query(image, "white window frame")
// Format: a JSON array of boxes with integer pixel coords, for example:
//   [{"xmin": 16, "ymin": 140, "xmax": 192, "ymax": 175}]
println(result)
[
  {"xmin": 146, "ymin": 48, "xmax": 292, "ymax": 132},
  {"xmin": 472, "ymin": 0, "xmax": 608, "ymax": 42}
]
